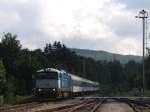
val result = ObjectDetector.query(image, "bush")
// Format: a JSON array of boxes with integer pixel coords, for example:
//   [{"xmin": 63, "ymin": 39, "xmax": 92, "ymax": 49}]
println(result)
[
  {"xmin": 0, "ymin": 96, "xmax": 4, "ymax": 105},
  {"xmin": 15, "ymin": 95, "xmax": 26, "ymax": 103}
]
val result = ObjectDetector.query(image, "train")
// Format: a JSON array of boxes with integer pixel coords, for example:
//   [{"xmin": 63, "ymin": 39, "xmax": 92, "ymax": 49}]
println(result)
[{"xmin": 34, "ymin": 68, "xmax": 99, "ymax": 98}]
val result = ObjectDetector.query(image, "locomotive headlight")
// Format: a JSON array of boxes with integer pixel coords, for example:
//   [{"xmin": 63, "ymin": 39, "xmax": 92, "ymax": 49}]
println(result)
[
  {"xmin": 52, "ymin": 88, "xmax": 55, "ymax": 91},
  {"xmin": 38, "ymin": 88, "xmax": 42, "ymax": 91}
]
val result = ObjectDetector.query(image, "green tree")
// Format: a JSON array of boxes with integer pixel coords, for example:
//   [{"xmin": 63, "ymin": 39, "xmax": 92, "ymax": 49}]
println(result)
[
  {"xmin": 1, "ymin": 33, "xmax": 21, "ymax": 80},
  {"xmin": 145, "ymin": 54, "xmax": 150, "ymax": 89},
  {"xmin": 1, "ymin": 33, "xmax": 21, "ymax": 102},
  {"xmin": 0, "ymin": 60, "xmax": 6, "ymax": 95},
  {"xmin": 107, "ymin": 61, "xmax": 127, "ymax": 92},
  {"xmin": 14, "ymin": 49, "xmax": 41, "ymax": 94},
  {"xmin": 124, "ymin": 60, "xmax": 142, "ymax": 90}
]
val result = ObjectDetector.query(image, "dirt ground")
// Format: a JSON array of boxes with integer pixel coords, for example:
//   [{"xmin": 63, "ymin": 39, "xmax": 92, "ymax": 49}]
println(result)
[{"xmin": 98, "ymin": 101, "xmax": 134, "ymax": 112}]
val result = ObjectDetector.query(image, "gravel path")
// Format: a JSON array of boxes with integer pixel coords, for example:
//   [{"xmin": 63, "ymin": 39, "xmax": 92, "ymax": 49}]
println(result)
[{"xmin": 98, "ymin": 102, "xmax": 134, "ymax": 112}]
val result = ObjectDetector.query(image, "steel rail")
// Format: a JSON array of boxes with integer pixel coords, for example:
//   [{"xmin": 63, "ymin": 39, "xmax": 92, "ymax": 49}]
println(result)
[
  {"xmin": 0, "ymin": 102, "xmax": 42, "ymax": 112},
  {"xmin": 90, "ymin": 98, "xmax": 106, "ymax": 112},
  {"xmin": 38, "ymin": 99, "xmax": 95, "ymax": 112},
  {"xmin": 113, "ymin": 98, "xmax": 150, "ymax": 112},
  {"xmin": 67, "ymin": 101, "xmax": 96, "ymax": 112}
]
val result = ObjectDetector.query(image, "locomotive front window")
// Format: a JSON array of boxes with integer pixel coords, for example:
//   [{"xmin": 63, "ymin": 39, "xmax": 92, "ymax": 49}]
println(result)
[{"xmin": 36, "ymin": 72, "xmax": 58, "ymax": 79}]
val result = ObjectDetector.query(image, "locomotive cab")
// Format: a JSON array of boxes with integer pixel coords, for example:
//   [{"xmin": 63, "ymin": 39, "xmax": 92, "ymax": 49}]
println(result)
[{"xmin": 35, "ymin": 68, "xmax": 59, "ymax": 97}]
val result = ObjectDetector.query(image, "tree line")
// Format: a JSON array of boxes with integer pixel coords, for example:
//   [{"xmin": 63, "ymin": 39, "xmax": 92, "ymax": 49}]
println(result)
[{"xmin": 0, "ymin": 33, "xmax": 150, "ymax": 103}]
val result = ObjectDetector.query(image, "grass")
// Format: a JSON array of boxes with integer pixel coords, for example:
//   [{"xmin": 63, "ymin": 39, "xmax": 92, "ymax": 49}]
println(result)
[
  {"xmin": 0, "ymin": 95, "xmax": 30, "ymax": 107},
  {"xmin": 0, "ymin": 96, "xmax": 4, "ymax": 106},
  {"xmin": 128, "ymin": 108, "xmax": 134, "ymax": 112},
  {"xmin": 15, "ymin": 95, "xmax": 27, "ymax": 103}
]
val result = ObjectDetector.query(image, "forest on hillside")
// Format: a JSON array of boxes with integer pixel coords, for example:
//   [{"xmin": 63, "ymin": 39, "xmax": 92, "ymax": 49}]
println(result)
[{"xmin": 0, "ymin": 33, "xmax": 150, "ymax": 104}]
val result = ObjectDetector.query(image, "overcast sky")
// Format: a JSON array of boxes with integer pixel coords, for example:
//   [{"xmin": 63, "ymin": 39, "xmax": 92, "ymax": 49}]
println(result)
[{"xmin": 0, "ymin": 0, "xmax": 150, "ymax": 55}]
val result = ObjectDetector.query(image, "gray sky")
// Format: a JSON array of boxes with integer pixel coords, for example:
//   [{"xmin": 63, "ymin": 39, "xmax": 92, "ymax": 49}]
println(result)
[{"xmin": 0, "ymin": 0, "xmax": 150, "ymax": 55}]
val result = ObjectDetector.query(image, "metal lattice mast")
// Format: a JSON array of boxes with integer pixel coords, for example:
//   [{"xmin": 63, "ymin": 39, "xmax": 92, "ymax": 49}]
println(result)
[{"xmin": 136, "ymin": 10, "xmax": 148, "ymax": 92}]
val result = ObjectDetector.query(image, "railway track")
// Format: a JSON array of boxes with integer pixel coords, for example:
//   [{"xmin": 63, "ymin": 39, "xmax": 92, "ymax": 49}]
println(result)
[
  {"xmin": 37, "ymin": 98, "xmax": 106, "ymax": 112},
  {"xmin": 0, "ymin": 102, "xmax": 42, "ymax": 112},
  {"xmin": 1, "ymin": 97, "xmax": 150, "ymax": 112},
  {"xmin": 113, "ymin": 97, "xmax": 150, "ymax": 112},
  {"xmin": 0, "ymin": 96, "xmax": 56, "ymax": 112}
]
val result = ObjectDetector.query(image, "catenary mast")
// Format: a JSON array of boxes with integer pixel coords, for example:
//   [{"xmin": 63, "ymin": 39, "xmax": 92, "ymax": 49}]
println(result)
[{"xmin": 136, "ymin": 10, "xmax": 148, "ymax": 92}]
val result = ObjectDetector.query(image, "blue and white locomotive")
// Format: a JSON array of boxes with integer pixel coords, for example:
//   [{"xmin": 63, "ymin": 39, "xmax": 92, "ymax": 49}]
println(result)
[{"xmin": 34, "ymin": 68, "xmax": 99, "ymax": 98}]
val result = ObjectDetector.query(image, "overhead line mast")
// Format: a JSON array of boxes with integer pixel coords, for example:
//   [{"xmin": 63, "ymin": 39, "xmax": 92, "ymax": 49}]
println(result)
[{"xmin": 136, "ymin": 10, "xmax": 148, "ymax": 92}]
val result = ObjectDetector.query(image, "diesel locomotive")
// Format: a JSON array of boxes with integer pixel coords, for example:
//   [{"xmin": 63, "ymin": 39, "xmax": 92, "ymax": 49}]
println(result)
[{"xmin": 34, "ymin": 68, "xmax": 99, "ymax": 98}]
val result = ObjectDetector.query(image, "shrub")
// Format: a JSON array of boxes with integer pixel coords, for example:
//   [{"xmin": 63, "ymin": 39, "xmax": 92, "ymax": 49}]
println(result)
[
  {"xmin": 0, "ymin": 96, "xmax": 4, "ymax": 105},
  {"xmin": 15, "ymin": 95, "xmax": 26, "ymax": 103}
]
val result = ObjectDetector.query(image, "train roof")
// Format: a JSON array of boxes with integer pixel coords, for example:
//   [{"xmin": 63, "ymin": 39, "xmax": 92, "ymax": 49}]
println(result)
[
  {"xmin": 37, "ymin": 68, "xmax": 61, "ymax": 73},
  {"xmin": 37, "ymin": 68, "xmax": 68, "ymax": 74},
  {"xmin": 70, "ymin": 74, "xmax": 99, "ymax": 85},
  {"xmin": 36, "ymin": 68, "xmax": 99, "ymax": 85}
]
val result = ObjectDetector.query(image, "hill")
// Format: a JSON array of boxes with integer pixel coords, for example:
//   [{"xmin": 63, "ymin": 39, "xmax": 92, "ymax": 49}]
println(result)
[{"xmin": 70, "ymin": 48, "xmax": 142, "ymax": 64}]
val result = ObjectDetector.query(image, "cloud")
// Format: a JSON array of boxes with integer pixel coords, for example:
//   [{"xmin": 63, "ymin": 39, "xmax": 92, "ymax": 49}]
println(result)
[{"xmin": 0, "ymin": 0, "xmax": 148, "ymax": 55}]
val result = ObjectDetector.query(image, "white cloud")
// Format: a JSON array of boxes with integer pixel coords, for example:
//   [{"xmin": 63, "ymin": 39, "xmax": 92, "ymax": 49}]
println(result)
[
  {"xmin": 115, "ymin": 37, "xmax": 142, "ymax": 55},
  {"xmin": 0, "ymin": 8, "xmax": 21, "ymax": 31},
  {"xmin": 0, "ymin": 0, "xmax": 148, "ymax": 55}
]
